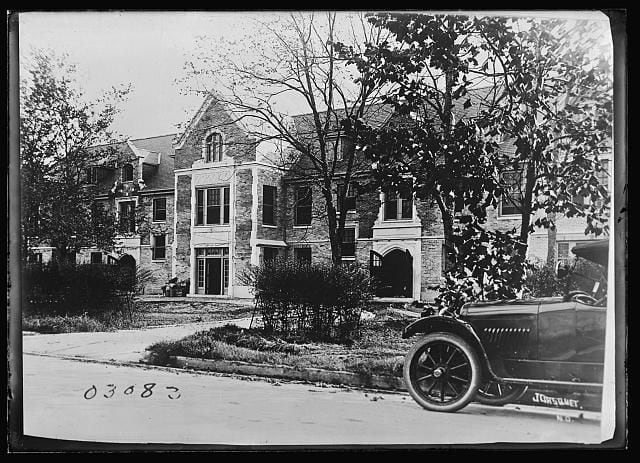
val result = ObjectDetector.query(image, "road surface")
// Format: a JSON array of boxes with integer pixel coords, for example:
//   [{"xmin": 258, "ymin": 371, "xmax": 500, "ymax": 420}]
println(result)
[{"xmin": 22, "ymin": 354, "xmax": 603, "ymax": 447}]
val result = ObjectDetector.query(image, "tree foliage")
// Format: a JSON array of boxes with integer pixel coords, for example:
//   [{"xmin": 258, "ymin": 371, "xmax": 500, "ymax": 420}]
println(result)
[
  {"xmin": 341, "ymin": 13, "xmax": 612, "ymax": 310},
  {"xmin": 20, "ymin": 51, "xmax": 130, "ymax": 262}
]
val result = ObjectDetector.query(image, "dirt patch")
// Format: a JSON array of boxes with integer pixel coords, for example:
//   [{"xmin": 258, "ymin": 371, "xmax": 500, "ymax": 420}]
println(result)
[{"xmin": 146, "ymin": 308, "xmax": 416, "ymax": 378}]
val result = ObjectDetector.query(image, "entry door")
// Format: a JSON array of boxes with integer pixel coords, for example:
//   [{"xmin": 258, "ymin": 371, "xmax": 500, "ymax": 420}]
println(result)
[{"xmin": 205, "ymin": 258, "xmax": 223, "ymax": 295}]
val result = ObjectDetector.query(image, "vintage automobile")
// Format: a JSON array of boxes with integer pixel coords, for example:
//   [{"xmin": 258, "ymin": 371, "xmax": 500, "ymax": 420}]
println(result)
[{"xmin": 402, "ymin": 239, "xmax": 609, "ymax": 412}]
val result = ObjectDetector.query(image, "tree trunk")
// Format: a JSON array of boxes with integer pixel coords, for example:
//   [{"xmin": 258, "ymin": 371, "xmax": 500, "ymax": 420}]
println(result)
[
  {"xmin": 518, "ymin": 161, "xmax": 537, "ymax": 254},
  {"xmin": 546, "ymin": 212, "xmax": 557, "ymax": 267}
]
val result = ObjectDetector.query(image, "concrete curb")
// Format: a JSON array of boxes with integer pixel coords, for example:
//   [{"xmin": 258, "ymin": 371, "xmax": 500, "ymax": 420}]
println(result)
[
  {"xmin": 169, "ymin": 356, "xmax": 405, "ymax": 391},
  {"xmin": 165, "ymin": 355, "xmax": 602, "ymax": 421}
]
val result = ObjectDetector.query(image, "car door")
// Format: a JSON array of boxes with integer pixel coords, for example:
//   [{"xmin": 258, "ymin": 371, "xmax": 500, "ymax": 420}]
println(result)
[
  {"xmin": 571, "ymin": 301, "xmax": 606, "ymax": 384},
  {"xmin": 537, "ymin": 298, "xmax": 577, "ymax": 362}
]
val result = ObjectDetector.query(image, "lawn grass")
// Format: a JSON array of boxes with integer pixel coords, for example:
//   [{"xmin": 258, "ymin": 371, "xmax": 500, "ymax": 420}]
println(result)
[
  {"xmin": 146, "ymin": 308, "xmax": 415, "ymax": 378},
  {"xmin": 22, "ymin": 300, "xmax": 256, "ymax": 333}
]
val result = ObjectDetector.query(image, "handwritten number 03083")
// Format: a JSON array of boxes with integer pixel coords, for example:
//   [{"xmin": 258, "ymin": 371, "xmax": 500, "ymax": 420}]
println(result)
[{"xmin": 84, "ymin": 384, "xmax": 180, "ymax": 400}]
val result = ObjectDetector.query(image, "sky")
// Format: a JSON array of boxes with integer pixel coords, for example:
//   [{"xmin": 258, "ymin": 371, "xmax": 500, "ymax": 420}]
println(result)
[
  {"xmin": 19, "ymin": 11, "xmax": 275, "ymax": 140},
  {"xmin": 18, "ymin": 10, "xmax": 612, "ymax": 141}
]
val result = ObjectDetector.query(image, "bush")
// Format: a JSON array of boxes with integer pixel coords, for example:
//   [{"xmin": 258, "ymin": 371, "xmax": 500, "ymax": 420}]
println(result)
[
  {"xmin": 23, "ymin": 262, "xmax": 150, "ymax": 317},
  {"xmin": 525, "ymin": 262, "xmax": 571, "ymax": 297},
  {"xmin": 242, "ymin": 259, "xmax": 373, "ymax": 343}
]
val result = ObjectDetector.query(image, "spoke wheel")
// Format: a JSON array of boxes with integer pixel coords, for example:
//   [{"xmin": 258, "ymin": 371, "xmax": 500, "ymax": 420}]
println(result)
[
  {"xmin": 404, "ymin": 332, "xmax": 481, "ymax": 413},
  {"xmin": 476, "ymin": 381, "xmax": 528, "ymax": 406}
]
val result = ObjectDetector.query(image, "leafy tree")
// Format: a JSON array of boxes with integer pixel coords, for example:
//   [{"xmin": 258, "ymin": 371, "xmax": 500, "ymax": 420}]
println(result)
[
  {"xmin": 20, "ymin": 51, "xmax": 130, "ymax": 263},
  {"xmin": 343, "ymin": 13, "xmax": 612, "ymax": 309},
  {"xmin": 182, "ymin": 12, "xmax": 390, "ymax": 265},
  {"xmin": 482, "ymin": 16, "xmax": 613, "ymax": 243},
  {"xmin": 337, "ymin": 13, "xmax": 514, "ymax": 269}
]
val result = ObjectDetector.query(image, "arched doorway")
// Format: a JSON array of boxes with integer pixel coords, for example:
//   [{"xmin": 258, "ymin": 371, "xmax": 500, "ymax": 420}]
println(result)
[
  {"xmin": 370, "ymin": 249, "xmax": 413, "ymax": 298},
  {"xmin": 118, "ymin": 254, "xmax": 136, "ymax": 270}
]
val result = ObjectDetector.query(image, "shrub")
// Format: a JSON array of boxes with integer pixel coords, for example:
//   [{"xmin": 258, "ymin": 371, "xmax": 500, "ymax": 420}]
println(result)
[
  {"xmin": 23, "ymin": 262, "xmax": 150, "ymax": 317},
  {"xmin": 242, "ymin": 259, "xmax": 373, "ymax": 343},
  {"xmin": 525, "ymin": 262, "xmax": 571, "ymax": 297}
]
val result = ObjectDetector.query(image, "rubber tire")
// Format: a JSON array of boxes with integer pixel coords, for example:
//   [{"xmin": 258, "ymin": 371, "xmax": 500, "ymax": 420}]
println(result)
[
  {"xmin": 476, "ymin": 382, "xmax": 528, "ymax": 406},
  {"xmin": 404, "ymin": 332, "xmax": 482, "ymax": 413}
]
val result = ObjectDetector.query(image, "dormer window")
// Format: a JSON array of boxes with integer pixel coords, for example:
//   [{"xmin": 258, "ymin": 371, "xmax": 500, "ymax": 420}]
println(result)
[
  {"xmin": 121, "ymin": 163, "xmax": 134, "ymax": 182},
  {"xmin": 204, "ymin": 132, "xmax": 223, "ymax": 163}
]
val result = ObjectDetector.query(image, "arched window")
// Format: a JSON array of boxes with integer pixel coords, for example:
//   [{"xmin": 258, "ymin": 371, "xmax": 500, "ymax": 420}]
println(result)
[
  {"xmin": 121, "ymin": 163, "xmax": 134, "ymax": 182},
  {"xmin": 204, "ymin": 132, "xmax": 223, "ymax": 162}
]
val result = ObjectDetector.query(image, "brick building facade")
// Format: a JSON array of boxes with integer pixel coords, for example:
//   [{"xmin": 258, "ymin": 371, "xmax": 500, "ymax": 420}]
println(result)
[{"xmin": 34, "ymin": 93, "xmax": 609, "ymax": 299}]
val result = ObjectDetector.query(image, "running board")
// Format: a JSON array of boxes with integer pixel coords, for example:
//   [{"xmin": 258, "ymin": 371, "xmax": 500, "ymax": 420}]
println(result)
[{"xmin": 496, "ymin": 377, "xmax": 603, "ymax": 390}]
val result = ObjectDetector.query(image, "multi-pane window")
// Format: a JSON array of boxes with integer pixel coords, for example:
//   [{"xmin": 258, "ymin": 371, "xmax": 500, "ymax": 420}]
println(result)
[
  {"xmin": 152, "ymin": 234, "xmax": 166, "ymax": 260},
  {"xmin": 85, "ymin": 167, "xmax": 98, "ymax": 184},
  {"xmin": 294, "ymin": 186, "xmax": 312, "ymax": 226},
  {"xmin": 204, "ymin": 132, "xmax": 223, "ymax": 163},
  {"xmin": 153, "ymin": 197, "xmax": 167, "ymax": 222},
  {"xmin": 294, "ymin": 247, "xmax": 312, "ymax": 265},
  {"xmin": 597, "ymin": 159, "xmax": 610, "ymax": 193},
  {"xmin": 499, "ymin": 169, "xmax": 524, "ymax": 216},
  {"xmin": 384, "ymin": 189, "xmax": 413, "ymax": 220},
  {"xmin": 121, "ymin": 164, "xmax": 134, "ymax": 182},
  {"xmin": 118, "ymin": 201, "xmax": 136, "ymax": 233},
  {"xmin": 263, "ymin": 185, "xmax": 277, "ymax": 225},
  {"xmin": 341, "ymin": 228, "xmax": 356, "ymax": 258},
  {"xmin": 329, "ymin": 136, "xmax": 352, "ymax": 161},
  {"xmin": 337, "ymin": 183, "xmax": 357, "ymax": 212},
  {"xmin": 557, "ymin": 242, "xmax": 571, "ymax": 268},
  {"xmin": 196, "ymin": 186, "xmax": 230, "ymax": 225},
  {"xmin": 90, "ymin": 252, "xmax": 102, "ymax": 264}
]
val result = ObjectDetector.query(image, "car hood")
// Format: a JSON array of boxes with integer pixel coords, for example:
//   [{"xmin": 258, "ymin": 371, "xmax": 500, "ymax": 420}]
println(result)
[{"xmin": 460, "ymin": 297, "xmax": 565, "ymax": 316}]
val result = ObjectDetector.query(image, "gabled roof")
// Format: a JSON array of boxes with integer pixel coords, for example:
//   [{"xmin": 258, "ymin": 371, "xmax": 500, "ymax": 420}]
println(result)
[
  {"xmin": 129, "ymin": 135, "xmax": 176, "ymax": 191},
  {"xmin": 88, "ymin": 134, "xmax": 176, "ymax": 193},
  {"xmin": 291, "ymin": 103, "xmax": 395, "ymax": 138},
  {"xmin": 173, "ymin": 91, "xmax": 253, "ymax": 150}
]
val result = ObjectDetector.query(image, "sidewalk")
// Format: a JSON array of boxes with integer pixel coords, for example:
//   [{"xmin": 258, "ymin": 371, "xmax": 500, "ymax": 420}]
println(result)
[{"xmin": 22, "ymin": 318, "xmax": 253, "ymax": 363}]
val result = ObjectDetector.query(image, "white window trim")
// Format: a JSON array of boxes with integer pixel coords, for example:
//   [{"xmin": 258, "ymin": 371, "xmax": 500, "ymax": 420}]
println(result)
[
  {"xmin": 382, "ymin": 191, "xmax": 414, "ymax": 221},
  {"xmin": 152, "ymin": 197, "xmax": 167, "ymax": 223},
  {"xmin": 195, "ymin": 185, "xmax": 231, "ymax": 226},
  {"xmin": 115, "ymin": 197, "xmax": 139, "ymax": 234},
  {"xmin": 202, "ymin": 128, "xmax": 224, "ymax": 163},
  {"xmin": 151, "ymin": 234, "xmax": 167, "ymax": 261}
]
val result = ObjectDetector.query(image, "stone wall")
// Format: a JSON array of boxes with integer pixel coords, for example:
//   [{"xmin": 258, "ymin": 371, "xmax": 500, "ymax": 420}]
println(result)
[
  {"xmin": 174, "ymin": 98, "xmax": 256, "ymax": 170},
  {"xmin": 174, "ymin": 174, "xmax": 192, "ymax": 282},
  {"xmin": 137, "ymin": 192, "xmax": 175, "ymax": 293},
  {"xmin": 233, "ymin": 169, "xmax": 253, "ymax": 286},
  {"xmin": 255, "ymin": 168, "xmax": 286, "ymax": 242}
]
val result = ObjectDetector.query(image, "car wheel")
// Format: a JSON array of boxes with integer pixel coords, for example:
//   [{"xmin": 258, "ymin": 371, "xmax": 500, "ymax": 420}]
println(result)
[
  {"xmin": 476, "ymin": 381, "xmax": 528, "ymax": 406},
  {"xmin": 404, "ymin": 332, "xmax": 481, "ymax": 413}
]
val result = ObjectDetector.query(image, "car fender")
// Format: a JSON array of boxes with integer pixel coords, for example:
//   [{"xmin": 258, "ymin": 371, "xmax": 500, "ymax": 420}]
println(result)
[{"xmin": 402, "ymin": 315, "xmax": 499, "ymax": 381}]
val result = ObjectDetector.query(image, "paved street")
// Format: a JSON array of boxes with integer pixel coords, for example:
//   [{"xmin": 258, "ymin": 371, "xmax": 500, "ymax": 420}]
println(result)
[{"xmin": 20, "ymin": 322, "xmax": 605, "ymax": 447}]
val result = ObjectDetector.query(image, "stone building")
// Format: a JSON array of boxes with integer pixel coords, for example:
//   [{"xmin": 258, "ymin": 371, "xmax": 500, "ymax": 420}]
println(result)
[{"xmin": 35, "ymin": 92, "xmax": 610, "ymax": 299}]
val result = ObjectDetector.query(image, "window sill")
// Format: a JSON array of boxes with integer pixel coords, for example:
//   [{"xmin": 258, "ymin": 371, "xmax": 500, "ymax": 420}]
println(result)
[
  {"xmin": 151, "ymin": 259, "xmax": 166, "ymax": 263},
  {"xmin": 152, "ymin": 220, "xmax": 167, "ymax": 224},
  {"xmin": 293, "ymin": 224, "xmax": 311, "ymax": 228},
  {"xmin": 262, "ymin": 224, "xmax": 277, "ymax": 228},
  {"xmin": 341, "ymin": 256, "xmax": 356, "ymax": 261}
]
